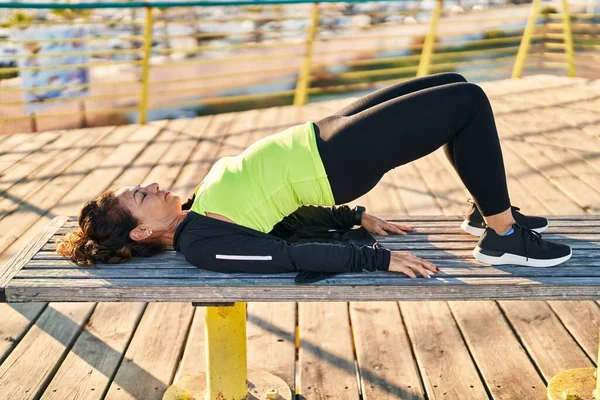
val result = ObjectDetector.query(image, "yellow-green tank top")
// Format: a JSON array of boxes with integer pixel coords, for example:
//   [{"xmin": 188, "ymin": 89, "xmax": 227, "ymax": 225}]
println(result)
[{"xmin": 191, "ymin": 121, "xmax": 335, "ymax": 233}]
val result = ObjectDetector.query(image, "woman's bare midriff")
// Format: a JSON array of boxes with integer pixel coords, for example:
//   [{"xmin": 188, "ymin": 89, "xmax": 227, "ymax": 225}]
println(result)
[{"xmin": 205, "ymin": 212, "xmax": 236, "ymax": 224}]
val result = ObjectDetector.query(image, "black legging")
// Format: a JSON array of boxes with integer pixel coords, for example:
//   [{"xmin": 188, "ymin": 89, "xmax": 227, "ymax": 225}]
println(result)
[{"xmin": 314, "ymin": 72, "xmax": 511, "ymax": 217}]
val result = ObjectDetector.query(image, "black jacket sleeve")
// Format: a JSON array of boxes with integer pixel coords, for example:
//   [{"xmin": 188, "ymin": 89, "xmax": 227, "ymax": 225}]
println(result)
[
  {"xmin": 180, "ymin": 232, "xmax": 391, "ymax": 274},
  {"xmin": 268, "ymin": 205, "xmax": 361, "ymax": 238}
]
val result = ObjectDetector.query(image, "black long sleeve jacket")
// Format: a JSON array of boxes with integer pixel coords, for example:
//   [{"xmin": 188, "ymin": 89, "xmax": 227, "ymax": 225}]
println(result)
[{"xmin": 173, "ymin": 205, "xmax": 391, "ymax": 274}]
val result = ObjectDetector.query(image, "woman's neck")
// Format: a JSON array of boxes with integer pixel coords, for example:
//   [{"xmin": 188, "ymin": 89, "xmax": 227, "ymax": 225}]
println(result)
[{"xmin": 161, "ymin": 210, "xmax": 190, "ymax": 247}]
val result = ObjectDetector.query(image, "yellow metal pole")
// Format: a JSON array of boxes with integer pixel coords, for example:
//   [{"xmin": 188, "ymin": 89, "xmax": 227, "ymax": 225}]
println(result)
[
  {"xmin": 416, "ymin": 0, "xmax": 443, "ymax": 77},
  {"xmin": 139, "ymin": 6, "xmax": 153, "ymax": 124},
  {"xmin": 512, "ymin": 0, "xmax": 541, "ymax": 78},
  {"xmin": 293, "ymin": 2, "xmax": 319, "ymax": 106},
  {"xmin": 561, "ymin": 0, "xmax": 577, "ymax": 77},
  {"xmin": 205, "ymin": 302, "xmax": 248, "ymax": 399}
]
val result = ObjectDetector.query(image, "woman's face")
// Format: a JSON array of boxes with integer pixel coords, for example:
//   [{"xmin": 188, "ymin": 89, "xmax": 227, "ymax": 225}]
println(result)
[{"xmin": 115, "ymin": 182, "xmax": 182, "ymax": 240}]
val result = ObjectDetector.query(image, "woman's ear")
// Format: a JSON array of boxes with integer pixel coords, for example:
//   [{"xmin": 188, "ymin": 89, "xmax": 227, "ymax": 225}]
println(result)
[{"xmin": 129, "ymin": 225, "xmax": 153, "ymax": 241}]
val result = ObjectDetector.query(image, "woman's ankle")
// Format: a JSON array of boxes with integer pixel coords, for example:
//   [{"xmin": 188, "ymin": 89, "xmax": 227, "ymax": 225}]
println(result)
[{"xmin": 484, "ymin": 208, "xmax": 515, "ymax": 235}]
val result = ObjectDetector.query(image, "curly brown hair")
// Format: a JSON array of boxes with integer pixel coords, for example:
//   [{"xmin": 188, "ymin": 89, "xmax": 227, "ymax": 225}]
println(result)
[{"xmin": 56, "ymin": 189, "xmax": 196, "ymax": 266}]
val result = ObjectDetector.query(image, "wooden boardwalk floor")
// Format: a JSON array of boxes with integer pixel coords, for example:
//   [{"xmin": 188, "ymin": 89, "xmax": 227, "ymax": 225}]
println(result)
[{"xmin": 1, "ymin": 74, "xmax": 600, "ymax": 399}]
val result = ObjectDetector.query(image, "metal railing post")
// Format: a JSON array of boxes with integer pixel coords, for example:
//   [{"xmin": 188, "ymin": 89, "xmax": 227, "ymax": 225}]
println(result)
[
  {"xmin": 293, "ymin": 2, "xmax": 319, "ymax": 106},
  {"xmin": 139, "ymin": 6, "xmax": 153, "ymax": 124},
  {"xmin": 512, "ymin": 0, "xmax": 541, "ymax": 78},
  {"xmin": 416, "ymin": 0, "xmax": 443, "ymax": 77},
  {"xmin": 561, "ymin": 0, "xmax": 577, "ymax": 77},
  {"xmin": 205, "ymin": 302, "xmax": 248, "ymax": 398}
]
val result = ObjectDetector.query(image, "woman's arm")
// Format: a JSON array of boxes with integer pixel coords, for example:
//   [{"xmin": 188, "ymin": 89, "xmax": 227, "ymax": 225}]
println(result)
[
  {"xmin": 268, "ymin": 205, "xmax": 364, "ymax": 238},
  {"xmin": 180, "ymin": 233, "xmax": 391, "ymax": 274}
]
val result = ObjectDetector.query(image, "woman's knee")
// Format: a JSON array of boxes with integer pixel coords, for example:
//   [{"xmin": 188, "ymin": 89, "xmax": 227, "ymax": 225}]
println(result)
[
  {"xmin": 434, "ymin": 72, "xmax": 467, "ymax": 83},
  {"xmin": 452, "ymin": 82, "xmax": 491, "ymax": 106}
]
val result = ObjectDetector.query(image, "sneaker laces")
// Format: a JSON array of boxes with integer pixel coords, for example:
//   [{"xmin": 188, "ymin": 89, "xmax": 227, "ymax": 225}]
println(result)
[{"xmin": 517, "ymin": 223, "xmax": 543, "ymax": 262}]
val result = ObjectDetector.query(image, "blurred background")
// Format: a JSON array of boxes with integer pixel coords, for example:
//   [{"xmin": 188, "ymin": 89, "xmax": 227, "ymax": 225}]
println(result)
[{"xmin": 0, "ymin": 0, "xmax": 598, "ymax": 134}]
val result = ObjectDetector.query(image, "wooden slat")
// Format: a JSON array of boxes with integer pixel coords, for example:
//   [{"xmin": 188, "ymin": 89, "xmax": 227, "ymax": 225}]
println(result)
[
  {"xmin": 13, "ymin": 274, "xmax": 600, "ymax": 302},
  {"xmin": 0, "ymin": 127, "xmax": 114, "ymax": 255},
  {"xmin": 103, "ymin": 303, "xmax": 194, "ymax": 400},
  {"xmin": 498, "ymin": 301, "xmax": 594, "ymax": 380},
  {"xmin": 40, "ymin": 303, "xmax": 145, "ymax": 400},
  {"xmin": 0, "ymin": 304, "xmax": 46, "ymax": 364},
  {"xmin": 401, "ymin": 301, "xmax": 488, "ymax": 399},
  {"xmin": 172, "ymin": 307, "xmax": 205, "ymax": 380},
  {"xmin": 0, "ymin": 216, "xmax": 68, "ymax": 302},
  {"xmin": 0, "ymin": 131, "xmax": 61, "ymax": 175},
  {"xmin": 0, "ymin": 126, "xmax": 114, "ymax": 221},
  {"xmin": 547, "ymin": 301, "xmax": 600, "ymax": 362},
  {"xmin": 448, "ymin": 301, "xmax": 546, "ymax": 399},
  {"xmin": 350, "ymin": 302, "xmax": 425, "ymax": 399},
  {"xmin": 0, "ymin": 303, "xmax": 95, "ymax": 400},
  {"xmin": 298, "ymin": 302, "xmax": 360, "ymax": 398},
  {"xmin": 247, "ymin": 302, "xmax": 297, "ymax": 389},
  {"xmin": 0, "ymin": 133, "xmax": 41, "ymax": 164}
]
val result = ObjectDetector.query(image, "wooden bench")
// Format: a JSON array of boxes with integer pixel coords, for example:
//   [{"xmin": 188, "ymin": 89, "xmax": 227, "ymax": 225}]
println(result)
[{"xmin": 1, "ymin": 215, "xmax": 600, "ymax": 400}]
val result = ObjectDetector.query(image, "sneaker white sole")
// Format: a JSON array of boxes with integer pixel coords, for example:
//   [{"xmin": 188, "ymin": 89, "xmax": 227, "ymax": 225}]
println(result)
[
  {"xmin": 472, "ymin": 246, "xmax": 572, "ymax": 267},
  {"xmin": 460, "ymin": 220, "xmax": 549, "ymax": 237}
]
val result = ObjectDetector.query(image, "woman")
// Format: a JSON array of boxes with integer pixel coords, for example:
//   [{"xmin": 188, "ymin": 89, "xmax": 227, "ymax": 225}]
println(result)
[{"xmin": 57, "ymin": 73, "xmax": 572, "ymax": 279}]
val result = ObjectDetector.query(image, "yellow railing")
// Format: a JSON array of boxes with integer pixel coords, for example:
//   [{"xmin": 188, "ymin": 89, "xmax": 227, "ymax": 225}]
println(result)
[{"xmin": 0, "ymin": 0, "xmax": 597, "ymax": 133}]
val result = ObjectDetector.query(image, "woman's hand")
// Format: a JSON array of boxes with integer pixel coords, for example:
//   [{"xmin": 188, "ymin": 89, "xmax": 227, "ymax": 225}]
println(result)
[
  {"xmin": 388, "ymin": 251, "xmax": 439, "ymax": 278},
  {"xmin": 361, "ymin": 212, "xmax": 414, "ymax": 236}
]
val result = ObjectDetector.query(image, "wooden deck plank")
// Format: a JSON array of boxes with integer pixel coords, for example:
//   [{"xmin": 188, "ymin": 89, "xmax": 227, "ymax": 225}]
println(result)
[
  {"xmin": 0, "ymin": 127, "xmax": 114, "ymax": 220},
  {"xmin": 0, "ymin": 303, "xmax": 45, "ymax": 364},
  {"xmin": 247, "ymin": 302, "xmax": 297, "ymax": 390},
  {"xmin": 350, "ymin": 302, "xmax": 425, "ymax": 399},
  {"xmin": 168, "ymin": 115, "xmax": 214, "ymax": 197},
  {"xmin": 298, "ymin": 302, "xmax": 360, "ymax": 399},
  {"xmin": 173, "ymin": 308, "xmax": 205, "ymax": 380},
  {"xmin": 40, "ymin": 303, "xmax": 145, "ymax": 400},
  {"xmin": 499, "ymin": 144, "xmax": 584, "ymax": 215},
  {"xmin": 448, "ymin": 302, "xmax": 546, "ymax": 399},
  {"xmin": 103, "ymin": 303, "xmax": 194, "ymax": 400},
  {"xmin": 499, "ymin": 301, "xmax": 594, "ymax": 380},
  {"xmin": 0, "ymin": 131, "xmax": 60, "ymax": 175},
  {"xmin": 547, "ymin": 301, "xmax": 600, "ymax": 362},
  {"xmin": 389, "ymin": 163, "xmax": 442, "ymax": 216},
  {"xmin": 500, "ymin": 120, "xmax": 600, "ymax": 214},
  {"xmin": 0, "ymin": 133, "xmax": 40, "ymax": 159},
  {"xmin": 401, "ymin": 301, "xmax": 489, "ymax": 399},
  {"xmin": 413, "ymin": 152, "xmax": 470, "ymax": 215},
  {"xmin": 0, "ymin": 303, "xmax": 95, "ymax": 400}
]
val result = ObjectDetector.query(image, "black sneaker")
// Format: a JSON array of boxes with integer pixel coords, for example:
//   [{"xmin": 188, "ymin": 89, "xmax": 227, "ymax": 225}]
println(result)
[
  {"xmin": 473, "ymin": 223, "xmax": 572, "ymax": 267},
  {"xmin": 461, "ymin": 200, "xmax": 549, "ymax": 237}
]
